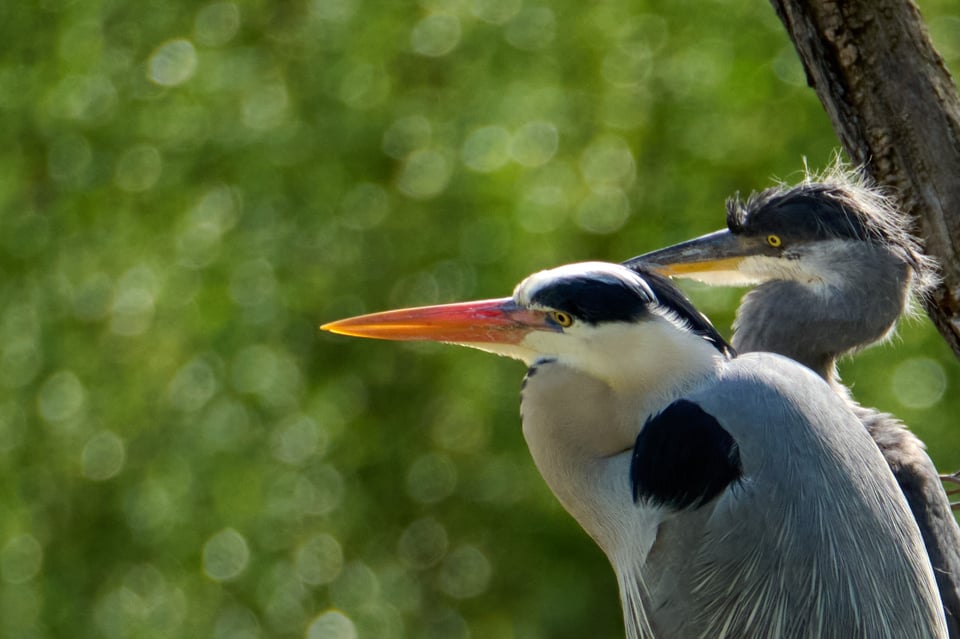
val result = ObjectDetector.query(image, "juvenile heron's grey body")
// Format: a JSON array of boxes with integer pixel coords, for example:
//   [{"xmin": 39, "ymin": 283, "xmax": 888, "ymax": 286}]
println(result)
[
  {"xmin": 630, "ymin": 170, "xmax": 960, "ymax": 635},
  {"xmin": 324, "ymin": 261, "xmax": 948, "ymax": 638}
]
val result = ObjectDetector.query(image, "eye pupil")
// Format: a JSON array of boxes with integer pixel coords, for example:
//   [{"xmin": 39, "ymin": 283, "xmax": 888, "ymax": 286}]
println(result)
[{"xmin": 767, "ymin": 234, "xmax": 782, "ymax": 247}]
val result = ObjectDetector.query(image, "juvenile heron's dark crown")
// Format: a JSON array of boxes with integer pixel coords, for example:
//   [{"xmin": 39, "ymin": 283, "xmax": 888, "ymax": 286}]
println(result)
[
  {"xmin": 726, "ymin": 174, "xmax": 937, "ymax": 295},
  {"xmin": 727, "ymin": 184, "xmax": 881, "ymax": 242}
]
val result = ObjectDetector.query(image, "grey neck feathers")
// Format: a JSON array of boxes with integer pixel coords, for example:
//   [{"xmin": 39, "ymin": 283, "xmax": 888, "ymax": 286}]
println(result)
[{"xmin": 732, "ymin": 244, "xmax": 911, "ymax": 382}]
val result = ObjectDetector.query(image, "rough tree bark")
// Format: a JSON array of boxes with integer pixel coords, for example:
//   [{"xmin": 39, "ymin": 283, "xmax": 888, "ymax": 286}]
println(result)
[{"xmin": 770, "ymin": 0, "xmax": 960, "ymax": 357}]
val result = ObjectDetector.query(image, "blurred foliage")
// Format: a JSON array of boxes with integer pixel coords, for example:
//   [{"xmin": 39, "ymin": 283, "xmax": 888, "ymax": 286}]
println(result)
[{"xmin": 1, "ymin": 0, "xmax": 959, "ymax": 637}]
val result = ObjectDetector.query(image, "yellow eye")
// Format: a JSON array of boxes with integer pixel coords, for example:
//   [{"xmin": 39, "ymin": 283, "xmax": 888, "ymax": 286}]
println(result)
[
  {"xmin": 766, "ymin": 234, "xmax": 782, "ymax": 248},
  {"xmin": 550, "ymin": 311, "xmax": 574, "ymax": 328}
]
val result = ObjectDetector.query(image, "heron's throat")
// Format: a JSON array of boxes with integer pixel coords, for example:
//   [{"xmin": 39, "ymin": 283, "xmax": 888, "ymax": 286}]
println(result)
[
  {"xmin": 733, "ymin": 251, "xmax": 910, "ymax": 381},
  {"xmin": 521, "ymin": 320, "xmax": 723, "ymax": 460}
]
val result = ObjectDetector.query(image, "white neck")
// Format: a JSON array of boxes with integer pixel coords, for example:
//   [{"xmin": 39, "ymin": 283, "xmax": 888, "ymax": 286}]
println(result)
[
  {"xmin": 518, "ymin": 321, "xmax": 723, "ymax": 548},
  {"xmin": 523, "ymin": 318, "xmax": 724, "ymax": 456}
]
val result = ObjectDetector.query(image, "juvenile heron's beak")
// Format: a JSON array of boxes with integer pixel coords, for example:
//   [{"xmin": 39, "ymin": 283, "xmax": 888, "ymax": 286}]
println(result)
[
  {"xmin": 321, "ymin": 298, "xmax": 546, "ymax": 345},
  {"xmin": 624, "ymin": 229, "xmax": 750, "ymax": 277}
]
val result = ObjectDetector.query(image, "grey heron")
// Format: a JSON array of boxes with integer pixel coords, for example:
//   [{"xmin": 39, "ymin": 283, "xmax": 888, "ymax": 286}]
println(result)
[
  {"xmin": 323, "ymin": 261, "xmax": 947, "ymax": 638},
  {"xmin": 628, "ymin": 171, "xmax": 960, "ymax": 636}
]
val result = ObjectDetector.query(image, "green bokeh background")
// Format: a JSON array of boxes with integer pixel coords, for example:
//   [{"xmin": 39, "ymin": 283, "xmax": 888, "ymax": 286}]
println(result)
[{"xmin": 3, "ymin": 1, "xmax": 960, "ymax": 637}]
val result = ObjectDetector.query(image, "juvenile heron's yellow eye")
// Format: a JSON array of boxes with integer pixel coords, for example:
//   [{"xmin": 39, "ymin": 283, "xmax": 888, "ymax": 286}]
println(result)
[
  {"xmin": 766, "ymin": 234, "xmax": 782, "ymax": 248},
  {"xmin": 550, "ymin": 311, "xmax": 574, "ymax": 327}
]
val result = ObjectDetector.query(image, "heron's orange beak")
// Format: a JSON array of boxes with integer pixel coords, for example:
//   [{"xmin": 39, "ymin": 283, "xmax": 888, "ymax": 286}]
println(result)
[{"xmin": 321, "ymin": 298, "xmax": 545, "ymax": 345}]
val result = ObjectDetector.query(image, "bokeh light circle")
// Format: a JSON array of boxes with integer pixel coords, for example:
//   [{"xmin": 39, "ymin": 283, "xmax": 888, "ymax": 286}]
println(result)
[
  {"xmin": 148, "ymin": 39, "xmax": 198, "ymax": 86},
  {"xmin": 203, "ymin": 528, "xmax": 250, "ymax": 581},
  {"xmin": 891, "ymin": 357, "xmax": 947, "ymax": 409},
  {"xmin": 307, "ymin": 611, "xmax": 357, "ymax": 639}
]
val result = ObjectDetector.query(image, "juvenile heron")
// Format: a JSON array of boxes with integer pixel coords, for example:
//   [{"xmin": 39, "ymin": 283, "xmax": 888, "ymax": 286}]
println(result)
[
  {"xmin": 628, "ymin": 172, "xmax": 960, "ymax": 635},
  {"xmin": 323, "ymin": 262, "xmax": 947, "ymax": 638}
]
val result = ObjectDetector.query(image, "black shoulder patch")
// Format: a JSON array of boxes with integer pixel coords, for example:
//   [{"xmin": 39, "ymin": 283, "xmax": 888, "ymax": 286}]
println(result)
[
  {"xmin": 631, "ymin": 399, "xmax": 742, "ymax": 510},
  {"xmin": 631, "ymin": 266, "xmax": 734, "ymax": 356}
]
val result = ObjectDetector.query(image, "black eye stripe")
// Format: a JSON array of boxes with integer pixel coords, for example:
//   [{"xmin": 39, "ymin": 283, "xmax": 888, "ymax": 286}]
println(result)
[
  {"xmin": 531, "ymin": 267, "xmax": 733, "ymax": 356},
  {"xmin": 530, "ymin": 275, "xmax": 653, "ymax": 324}
]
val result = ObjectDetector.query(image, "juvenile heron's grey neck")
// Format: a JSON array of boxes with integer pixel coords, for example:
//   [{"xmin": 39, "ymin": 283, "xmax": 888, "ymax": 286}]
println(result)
[{"xmin": 733, "ymin": 242, "xmax": 911, "ymax": 383}]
